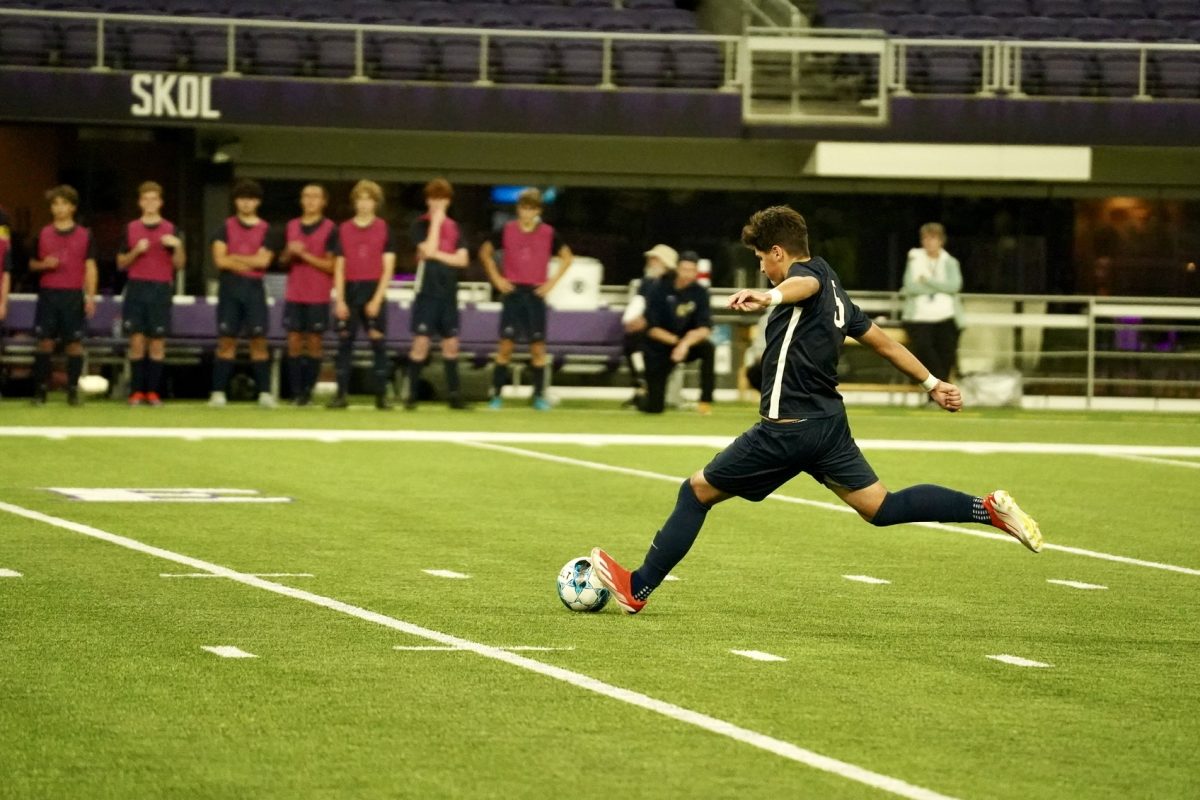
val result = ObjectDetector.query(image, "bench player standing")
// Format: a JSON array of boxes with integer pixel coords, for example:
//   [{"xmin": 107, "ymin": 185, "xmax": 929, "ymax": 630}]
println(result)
[
  {"xmin": 405, "ymin": 178, "xmax": 469, "ymax": 410},
  {"xmin": 117, "ymin": 181, "xmax": 185, "ymax": 406},
  {"xmin": 329, "ymin": 180, "xmax": 396, "ymax": 410},
  {"xmin": 591, "ymin": 206, "xmax": 1044, "ymax": 615},
  {"xmin": 281, "ymin": 183, "xmax": 337, "ymax": 406},
  {"xmin": 478, "ymin": 188, "xmax": 573, "ymax": 411},
  {"xmin": 28, "ymin": 185, "xmax": 98, "ymax": 406},
  {"xmin": 209, "ymin": 179, "xmax": 279, "ymax": 408}
]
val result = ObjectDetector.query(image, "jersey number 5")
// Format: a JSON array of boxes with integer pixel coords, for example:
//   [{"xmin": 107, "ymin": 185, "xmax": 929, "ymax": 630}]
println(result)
[{"xmin": 831, "ymin": 280, "xmax": 845, "ymax": 328}]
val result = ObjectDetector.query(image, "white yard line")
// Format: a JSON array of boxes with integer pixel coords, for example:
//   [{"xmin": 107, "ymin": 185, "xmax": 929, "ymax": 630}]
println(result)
[
  {"xmin": 1103, "ymin": 453, "xmax": 1200, "ymax": 470},
  {"xmin": 3, "ymin": 425, "xmax": 1200, "ymax": 459},
  {"xmin": 1046, "ymin": 579, "xmax": 1108, "ymax": 590},
  {"xmin": 0, "ymin": 568, "xmax": 23, "ymax": 578},
  {"xmin": 393, "ymin": 645, "xmax": 575, "ymax": 653},
  {"xmin": 160, "ymin": 572, "xmax": 314, "ymax": 579},
  {"xmin": 986, "ymin": 655, "xmax": 1052, "ymax": 668},
  {"xmin": 843, "ymin": 575, "xmax": 891, "ymax": 585},
  {"xmin": 201, "ymin": 646, "xmax": 257, "ymax": 659},
  {"xmin": 0, "ymin": 498, "xmax": 959, "ymax": 800},
  {"xmin": 460, "ymin": 441, "xmax": 1200, "ymax": 578},
  {"xmin": 422, "ymin": 569, "xmax": 471, "ymax": 580},
  {"xmin": 730, "ymin": 650, "xmax": 788, "ymax": 662}
]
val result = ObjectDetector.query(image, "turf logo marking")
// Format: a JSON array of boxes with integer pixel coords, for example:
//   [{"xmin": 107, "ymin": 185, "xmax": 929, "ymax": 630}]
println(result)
[
  {"xmin": 46, "ymin": 488, "xmax": 293, "ymax": 503},
  {"xmin": 986, "ymin": 654, "xmax": 1052, "ymax": 668},
  {"xmin": 1046, "ymin": 579, "xmax": 1108, "ymax": 590},
  {"xmin": 0, "ymin": 568, "xmax": 22, "ymax": 578},
  {"xmin": 730, "ymin": 650, "xmax": 788, "ymax": 662},
  {"xmin": 200, "ymin": 646, "xmax": 257, "ymax": 659},
  {"xmin": 843, "ymin": 575, "xmax": 891, "ymax": 585},
  {"xmin": 422, "ymin": 569, "xmax": 471, "ymax": 579}
]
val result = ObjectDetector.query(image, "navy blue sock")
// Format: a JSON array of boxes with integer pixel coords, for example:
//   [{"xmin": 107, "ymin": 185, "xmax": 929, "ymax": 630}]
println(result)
[
  {"xmin": 34, "ymin": 352, "xmax": 51, "ymax": 389},
  {"xmin": 303, "ymin": 356, "xmax": 321, "ymax": 395},
  {"xmin": 130, "ymin": 358, "xmax": 145, "ymax": 394},
  {"xmin": 66, "ymin": 355, "xmax": 83, "ymax": 390},
  {"xmin": 870, "ymin": 484, "xmax": 990, "ymax": 527},
  {"xmin": 212, "ymin": 357, "xmax": 234, "ymax": 393},
  {"xmin": 530, "ymin": 364, "xmax": 546, "ymax": 398},
  {"xmin": 251, "ymin": 358, "xmax": 271, "ymax": 395},
  {"xmin": 145, "ymin": 358, "xmax": 164, "ymax": 395},
  {"xmin": 492, "ymin": 363, "xmax": 509, "ymax": 396},
  {"xmin": 443, "ymin": 358, "xmax": 460, "ymax": 394},
  {"xmin": 287, "ymin": 356, "xmax": 304, "ymax": 398},
  {"xmin": 335, "ymin": 338, "xmax": 353, "ymax": 396},
  {"xmin": 406, "ymin": 358, "xmax": 424, "ymax": 400},
  {"xmin": 631, "ymin": 480, "xmax": 711, "ymax": 599},
  {"xmin": 371, "ymin": 339, "xmax": 391, "ymax": 395}
]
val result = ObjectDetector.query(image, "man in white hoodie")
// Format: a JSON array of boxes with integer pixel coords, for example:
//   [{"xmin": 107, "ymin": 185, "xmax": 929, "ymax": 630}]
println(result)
[{"xmin": 900, "ymin": 222, "xmax": 964, "ymax": 384}]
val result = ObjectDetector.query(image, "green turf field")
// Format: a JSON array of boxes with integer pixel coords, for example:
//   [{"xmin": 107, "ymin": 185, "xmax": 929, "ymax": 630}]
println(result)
[{"xmin": 1, "ymin": 400, "xmax": 1198, "ymax": 799}]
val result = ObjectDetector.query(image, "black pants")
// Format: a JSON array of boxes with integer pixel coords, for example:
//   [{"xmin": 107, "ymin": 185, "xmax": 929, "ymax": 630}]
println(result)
[
  {"xmin": 639, "ymin": 339, "xmax": 715, "ymax": 414},
  {"xmin": 904, "ymin": 319, "xmax": 960, "ymax": 381},
  {"xmin": 623, "ymin": 330, "xmax": 646, "ymax": 388}
]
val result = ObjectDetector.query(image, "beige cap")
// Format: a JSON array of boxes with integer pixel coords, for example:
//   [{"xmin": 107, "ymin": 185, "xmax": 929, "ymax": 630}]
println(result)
[{"xmin": 643, "ymin": 244, "xmax": 679, "ymax": 270}]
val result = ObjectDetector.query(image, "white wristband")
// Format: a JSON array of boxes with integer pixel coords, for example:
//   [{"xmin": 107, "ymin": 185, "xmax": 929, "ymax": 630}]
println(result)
[
  {"xmin": 766, "ymin": 288, "xmax": 783, "ymax": 307},
  {"xmin": 921, "ymin": 374, "xmax": 940, "ymax": 392}
]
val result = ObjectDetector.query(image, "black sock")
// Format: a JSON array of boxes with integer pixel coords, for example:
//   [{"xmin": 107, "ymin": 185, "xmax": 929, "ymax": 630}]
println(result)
[
  {"xmin": 66, "ymin": 355, "xmax": 83, "ymax": 390},
  {"xmin": 444, "ymin": 358, "xmax": 460, "ymax": 394},
  {"xmin": 530, "ymin": 364, "xmax": 546, "ymax": 398},
  {"xmin": 212, "ymin": 357, "xmax": 234, "ymax": 393},
  {"xmin": 303, "ymin": 356, "xmax": 321, "ymax": 395},
  {"xmin": 631, "ymin": 480, "xmax": 711, "ymax": 599},
  {"xmin": 130, "ymin": 358, "xmax": 145, "ymax": 394},
  {"xmin": 371, "ymin": 340, "xmax": 391, "ymax": 396},
  {"xmin": 870, "ymin": 484, "xmax": 989, "ymax": 527},
  {"xmin": 251, "ymin": 358, "xmax": 271, "ymax": 395},
  {"xmin": 492, "ymin": 363, "xmax": 509, "ymax": 397},
  {"xmin": 287, "ymin": 356, "xmax": 304, "ymax": 398},
  {"xmin": 335, "ymin": 338, "xmax": 352, "ymax": 396},
  {"xmin": 34, "ymin": 352, "xmax": 51, "ymax": 390},
  {"xmin": 406, "ymin": 358, "xmax": 425, "ymax": 401},
  {"xmin": 145, "ymin": 358, "xmax": 164, "ymax": 395}
]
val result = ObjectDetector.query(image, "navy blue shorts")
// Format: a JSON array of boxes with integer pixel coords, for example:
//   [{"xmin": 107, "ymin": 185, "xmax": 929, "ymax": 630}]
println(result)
[
  {"xmin": 703, "ymin": 415, "xmax": 878, "ymax": 502},
  {"xmin": 335, "ymin": 280, "xmax": 388, "ymax": 337},
  {"xmin": 499, "ymin": 285, "xmax": 546, "ymax": 343},
  {"xmin": 216, "ymin": 273, "xmax": 268, "ymax": 338},
  {"xmin": 122, "ymin": 279, "xmax": 172, "ymax": 337},
  {"xmin": 35, "ymin": 289, "xmax": 86, "ymax": 343},
  {"xmin": 411, "ymin": 293, "xmax": 459, "ymax": 338},
  {"xmin": 284, "ymin": 301, "xmax": 330, "ymax": 334}
]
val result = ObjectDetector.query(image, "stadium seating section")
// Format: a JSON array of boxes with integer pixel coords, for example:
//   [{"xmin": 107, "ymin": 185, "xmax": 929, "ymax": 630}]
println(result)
[
  {"xmin": 815, "ymin": 0, "xmax": 1200, "ymax": 97},
  {"xmin": 0, "ymin": 0, "xmax": 725, "ymax": 89}
]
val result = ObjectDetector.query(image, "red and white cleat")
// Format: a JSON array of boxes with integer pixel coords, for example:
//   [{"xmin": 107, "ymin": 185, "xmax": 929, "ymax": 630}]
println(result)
[
  {"xmin": 144, "ymin": 392, "xmax": 163, "ymax": 407},
  {"xmin": 984, "ymin": 490, "xmax": 1043, "ymax": 553},
  {"xmin": 589, "ymin": 547, "xmax": 647, "ymax": 615}
]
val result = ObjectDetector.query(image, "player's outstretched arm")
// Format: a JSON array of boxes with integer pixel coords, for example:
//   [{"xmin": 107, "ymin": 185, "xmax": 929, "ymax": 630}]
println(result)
[
  {"xmin": 728, "ymin": 275, "xmax": 819, "ymax": 312},
  {"xmin": 855, "ymin": 323, "xmax": 962, "ymax": 412}
]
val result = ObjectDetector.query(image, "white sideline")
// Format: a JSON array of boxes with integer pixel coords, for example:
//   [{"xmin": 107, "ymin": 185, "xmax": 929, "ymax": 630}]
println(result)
[
  {"xmin": 0, "ymin": 498, "xmax": 958, "ymax": 800},
  {"xmin": 422, "ymin": 569, "xmax": 471, "ymax": 580},
  {"xmin": 201, "ymin": 645, "xmax": 256, "ymax": 659},
  {"xmin": 161, "ymin": 572, "xmax": 314, "ymax": 579},
  {"xmin": 844, "ymin": 575, "xmax": 892, "ymax": 585},
  {"xmin": 393, "ymin": 645, "xmax": 575, "ymax": 653},
  {"xmin": 986, "ymin": 655, "xmax": 1052, "ymax": 669},
  {"xmin": 1046, "ymin": 579, "xmax": 1107, "ymax": 590},
  {"xmin": 459, "ymin": 441, "xmax": 1200, "ymax": 578},
  {"xmin": 0, "ymin": 568, "xmax": 23, "ymax": 578},
  {"xmin": 730, "ymin": 650, "xmax": 788, "ymax": 662},
  {"xmin": 1104, "ymin": 453, "xmax": 1200, "ymax": 470},
  {"xmin": 3, "ymin": 425, "xmax": 1200, "ymax": 459}
]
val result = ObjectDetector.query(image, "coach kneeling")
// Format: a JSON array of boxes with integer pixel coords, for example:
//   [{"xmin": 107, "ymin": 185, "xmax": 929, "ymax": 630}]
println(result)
[{"xmin": 638, "ymin": 251, "xmax": 715, "ymax": 415}]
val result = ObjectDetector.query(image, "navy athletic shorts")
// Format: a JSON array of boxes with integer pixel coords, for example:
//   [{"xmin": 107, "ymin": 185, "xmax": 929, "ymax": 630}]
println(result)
[
  {"xmin": 410, "ymin": 293, "xmax": 459, "ymax": 338},
  {"xmin": 216, "ymin": 273, "xmax": 268, "ymax": 338},
  {"xmin": 34, "ymin": 289, "xmax": 86, "ymax": 343},
  {"xmin": 122, "ymin": 279, "xmax": 172, "ymax": 337},
  {"xmin": 284, "ymin": 301, "xmax": 330, "ymax": 334},
  {"xmin": 335, "ymin": 279, "xmax": 388, "ymax": 337},
  {"xmin": 499, "ymin": 285, "xmax": 546, "ymax": 343},
  {"xmin": 703, "ymin": 414, "xmax": 878, "ymax": 502}
]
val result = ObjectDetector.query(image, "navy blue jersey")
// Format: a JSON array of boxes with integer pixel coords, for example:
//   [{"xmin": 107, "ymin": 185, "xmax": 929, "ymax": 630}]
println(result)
[
  {"xmin": 645, "ymin": 279, "xmax": 712, "ymax": 345},
  {"xmin": 759, "ymin": 257, "xmax": 871, "ymax": 420}
]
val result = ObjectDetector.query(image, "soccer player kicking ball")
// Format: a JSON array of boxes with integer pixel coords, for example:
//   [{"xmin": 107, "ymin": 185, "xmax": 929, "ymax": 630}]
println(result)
[{"xmin": 591, "ymin": 206, "xmax": 1044, "ymax": 615}]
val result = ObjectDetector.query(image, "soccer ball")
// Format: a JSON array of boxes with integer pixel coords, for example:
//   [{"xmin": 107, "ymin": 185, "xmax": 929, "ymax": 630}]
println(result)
[
  {"xmin": 556, "ymin": 556, "xmax": 610, "ymax": 612},
  {"xmin": 77, "ymin": 374, "xmax": 109, "ymax": 396}
]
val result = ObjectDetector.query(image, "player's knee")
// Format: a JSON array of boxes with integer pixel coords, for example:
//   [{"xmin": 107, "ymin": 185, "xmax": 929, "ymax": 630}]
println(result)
[
  {"xmin": 865, "ymin": 492, "xmax": 893, "ymax": 526},
  {"xmin": 442, "ymin": 340, "xmax": 459, "ymax": 359},
  {"xmin": 148, "ymin": 340, "xmax": 165, "ymax": 360}
]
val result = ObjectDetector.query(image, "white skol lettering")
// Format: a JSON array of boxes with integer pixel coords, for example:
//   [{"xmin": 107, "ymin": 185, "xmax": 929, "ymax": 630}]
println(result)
[{"xmin": 130, "ymin": 73, "xmax": 153, "ymax": 116}]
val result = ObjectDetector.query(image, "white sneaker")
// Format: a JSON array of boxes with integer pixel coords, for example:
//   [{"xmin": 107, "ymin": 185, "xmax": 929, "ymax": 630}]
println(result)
[
  {"xmin": 983, "ymin": 490, "xmax": 1043, "ymax": 553},
  {"xmin": 257, "ymin": 392, "xmax": 277, "ymax": 409},
  {"xmin": 207, "ymin": 391, "xmax": 227, "ymax": 408}
]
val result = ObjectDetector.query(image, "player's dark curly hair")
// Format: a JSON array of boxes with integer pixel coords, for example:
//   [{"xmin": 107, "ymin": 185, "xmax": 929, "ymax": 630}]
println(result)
[
  {"xmin": 231, "ymin": 178, "xmax": 263, "ymax": 201},
  {"xmin": 45, "ymin": 185, "xmax": 80, "ymax": 207},
  {"xmin": 741, "ymin": 206, "xmax": 809, "ymax": 256}
]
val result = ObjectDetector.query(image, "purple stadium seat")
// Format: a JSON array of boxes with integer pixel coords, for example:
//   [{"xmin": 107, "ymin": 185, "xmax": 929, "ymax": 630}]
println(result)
[
  {"xmin": 121, "ymin": 24, "xmax": 183, "ymax": 71},
  {"xmin": 564, "ymin": 0, "xmax": 614, "ymax": 8},
  {"xmin": 1095, "ymin": 0, "xmax": 1147, "ymax": 19},
  {"xmin": 589, "ymin": 9, "xmax": 644, "ymax": 32},
  {"xmin": 624, "ymin": 0, "xmax": 676, "ymax": 9},
  {"xmin": 0, "ymin": 19, "xmax": 53, "ymax": 66},
  {"xmin": 1014, "ymin": 16, "xmax": 1066, "ymax": 37},
  {"xmin": 1185, "ymin": 19, "xmax": 1200, "ymax": 38},
  {"xmin": 472, "ymin": 4, "xmax": 533, "ymax": 29},
  {"xmin": 1096, "ymin": 41, "xmax": 1143, "ymax": 96},
  {"xmin": 349, "ymin": 2, "xmax": 399, "ymax": 23},
  {"xmin": 818, "ymin": 0, "xmax": 867, "ymax": 18},
  {"xmin": 437, "ymin": 36, "xmax": 482, "ymax": 82},
  {"xmin": 614, "ymin": 41, "xmax": 668, "ymax": 87},
  {"xmin": 495, "ymin": 38, "xmax": 551, "ymax": 83},
  {"xmin": 538, "ymin": 8, "xmax": 589, "ymax": 31},
  {"xmin": 836, "ymin": 12, "xmax": 891, "ymax": 31},
  {"xmin": 1153, "ymin": 45, "xmax": 1200, "ymax": 96},
  {"xmin": 896, "ymin": 14, "xmax": 946, "ymax": 36},
  {"xmin": 874, "ymin": 0, "xmax": 921, "ymax": 15},
  {"xmin": 186, "ymin": 28, "xmax": 229, "ymax": 72},
  {"xmin": 248, "ymin": 30, "xmax": 307, "ymax": 75},
  {"xmin": 374, "ymin": 34, "xmax": 431, "ymax": 80},
  {"xmin": 409, "ymin": 2, "xmax": 465, "ymax": 28},
  {"xmin": 1126, "ymin": 18, "xmax": 1173, "ymax": 39},
  {"xmin": 1153, "ymin": 0, "xmax": 1200, "ymax": 22},
  {"xmin": 59, "ymin": 22, "xmax": 104, "ymax": 68},
  {"xmin": 919, "ymin": 44, "xmax": 980, "ymax": 93},
  {"xmin": 974, "ymin": 0, "xmax": 1032, "ymax": 17},
  {"xmin": 1038, "ymin": 48, "xmax": 1092, "ymax": 93},
  {"xmin": 1035, "ymin": 0, "xmax": 1090, "ymax": 17},
  {"xmin": 558, "ymin": 41, "xmax": 603, "ymax": 84},
  {"xmin": 644, "ymin": 9, "xmax": 701, "ymax": 32},
  {"xmin": 314, "ymin": 32, "xmax": 362, "ymax": 78},
  {"xmin": 232, "ymin": 0, "xmax": 288, "ymax": 20},
  {"xmin": 672, "ymin": 41, "xmax": 723, "ymax": 88},
  {"xmin": 1069, "ymin": 17, "xmax": 1120, "ymax": 38},
  {"xmin": 922, "ymin": 0, "xmax": 972, "ymax": 17},
  {"xmin": 953, "ymin": 15, "xmax": 1005, "ymax": 36}
]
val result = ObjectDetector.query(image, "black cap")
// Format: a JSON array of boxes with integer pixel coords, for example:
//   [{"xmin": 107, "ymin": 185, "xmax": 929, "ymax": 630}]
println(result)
[{"xmin": 678, "ymin": 249, "xmax": 700, "ymax": 264}]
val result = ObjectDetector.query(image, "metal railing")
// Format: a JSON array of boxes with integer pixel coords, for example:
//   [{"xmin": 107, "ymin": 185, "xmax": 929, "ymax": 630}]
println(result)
[{"xmin": 0, "ymin": 7, "xmax": 742, "ymax": 91}]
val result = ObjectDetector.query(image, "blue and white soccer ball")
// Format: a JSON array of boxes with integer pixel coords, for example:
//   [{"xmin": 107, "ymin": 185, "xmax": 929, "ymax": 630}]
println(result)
[{"xmin": 556, "ymin": 556, "xmax": 610, "ymax": 612}]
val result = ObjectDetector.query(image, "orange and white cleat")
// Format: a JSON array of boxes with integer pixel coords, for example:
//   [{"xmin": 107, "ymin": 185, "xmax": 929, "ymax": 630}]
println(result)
[
  {"xmin": 127, "ymin": 391, "xmax": 146, "ymax": 406},
  {"xmin": 589, "ymin": 547, "xmax": 647, "ymax": 615},
  {"xmin": 983, "ymin": 490, "xmax": 1043, "ymax": 553},
  {"xmin": 145, "ymin": 392, "xmax": 163, "ymax": 407}
]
